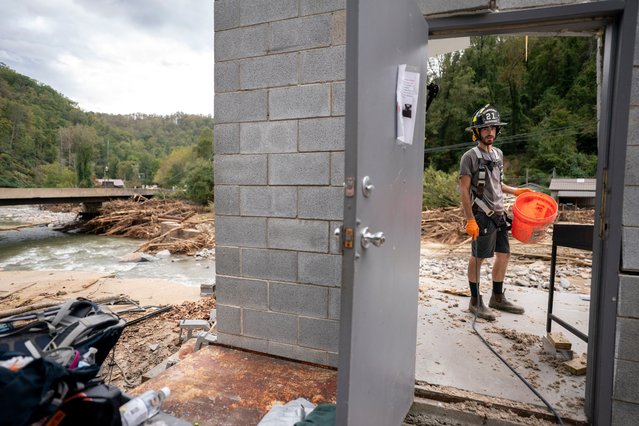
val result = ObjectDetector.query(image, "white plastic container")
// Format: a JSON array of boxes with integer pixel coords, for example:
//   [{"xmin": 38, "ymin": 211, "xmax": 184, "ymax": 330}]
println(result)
[{"xmin": 119, "ymin": 387, "xmax": 171, "ymax": 426}]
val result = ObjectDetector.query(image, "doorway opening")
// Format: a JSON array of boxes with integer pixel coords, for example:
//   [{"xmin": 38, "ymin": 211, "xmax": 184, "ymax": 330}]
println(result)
[
  {"xmin": 411, "ymin": 2, "xmax": 635, "ymax": 423},
  {"xmin": 417, "ymin": 33, "xmax": 596, "ymax": 423}
]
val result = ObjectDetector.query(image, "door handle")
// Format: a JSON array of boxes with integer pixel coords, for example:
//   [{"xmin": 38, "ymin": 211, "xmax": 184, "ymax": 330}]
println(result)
[{"xmin": 360, "ymin": 227, "xmax": 386, "ymax": 248}]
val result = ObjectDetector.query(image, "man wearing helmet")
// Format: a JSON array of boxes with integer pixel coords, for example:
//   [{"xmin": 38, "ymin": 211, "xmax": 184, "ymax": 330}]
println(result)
[{"xmin": 459, "ymin": 104, "xmax": 532, "ymax": 321}]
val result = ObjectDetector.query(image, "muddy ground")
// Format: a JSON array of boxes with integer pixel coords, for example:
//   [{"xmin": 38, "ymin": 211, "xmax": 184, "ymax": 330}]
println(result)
[{"xmin": 1, "ymin": 202, "xmax": 594, "ymax": 409}]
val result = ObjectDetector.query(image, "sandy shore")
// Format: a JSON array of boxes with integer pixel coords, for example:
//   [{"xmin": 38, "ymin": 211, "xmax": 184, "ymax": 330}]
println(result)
[{"xmin": 0, "ymin": 270, "xmax": 201, "ymax": 314}]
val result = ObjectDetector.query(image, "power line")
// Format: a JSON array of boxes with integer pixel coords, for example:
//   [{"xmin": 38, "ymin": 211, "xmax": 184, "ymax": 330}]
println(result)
[{"xmin": 424, "ymin": 122, "xmax": 595, "ymax": 154}]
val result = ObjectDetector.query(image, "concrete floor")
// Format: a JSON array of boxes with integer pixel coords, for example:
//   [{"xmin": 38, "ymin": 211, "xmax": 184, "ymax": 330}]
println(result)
[{"xmin": 415, "ymin": 282, "xmax": 589, "ymax": 422}]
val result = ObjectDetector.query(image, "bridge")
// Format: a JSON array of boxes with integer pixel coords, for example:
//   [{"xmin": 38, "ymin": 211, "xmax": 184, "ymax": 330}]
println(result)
[{"xmin": 0, "ymin": 188, "xmax": 158, "ymax": 207}]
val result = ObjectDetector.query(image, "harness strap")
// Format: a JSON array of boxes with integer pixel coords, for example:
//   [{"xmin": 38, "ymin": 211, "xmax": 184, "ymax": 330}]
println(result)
[{"xmin": 473, "ymin": 197, "xmax": 494, "ymax": 217}]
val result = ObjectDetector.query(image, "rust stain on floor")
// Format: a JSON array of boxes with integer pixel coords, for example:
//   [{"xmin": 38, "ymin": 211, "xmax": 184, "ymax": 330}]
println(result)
[{"xmin": 131, "ymin": 344, "xmax": 337, "ymax": 425}]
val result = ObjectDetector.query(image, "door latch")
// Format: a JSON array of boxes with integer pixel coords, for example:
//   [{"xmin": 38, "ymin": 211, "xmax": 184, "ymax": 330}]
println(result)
[{"xmin": 334, "ymin": 226, "xmax": 354, "ymax": 250}]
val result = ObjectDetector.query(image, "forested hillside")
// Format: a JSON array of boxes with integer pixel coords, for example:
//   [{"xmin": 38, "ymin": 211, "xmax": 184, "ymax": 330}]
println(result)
[
  {"xmin": 0, "ymin": 63, "xmax": 213, "ymax": 202},
  {"xmin": 425, "ymin": 35, "xmax": 598, "ymax": 187}
]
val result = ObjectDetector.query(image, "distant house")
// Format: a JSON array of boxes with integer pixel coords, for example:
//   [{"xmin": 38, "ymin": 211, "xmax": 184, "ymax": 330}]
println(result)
[
  {"xmin": 95, "ymin": 178, "xmax": 125, "ymax": 188},
  {"xmin": 549, "ymin": 178, "xmax": 596, "ymax": 208}
]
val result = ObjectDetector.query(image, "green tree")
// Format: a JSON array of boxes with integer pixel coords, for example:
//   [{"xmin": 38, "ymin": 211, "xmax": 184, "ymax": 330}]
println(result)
[
  {"xmin": 195, "ymin": 127, "xmax": 214, "ymax": 160},
  {"xmin": 58, "ymin": 125, "xmax": 98, "ymax": 187},
  {"xmin": 185, "ymin": 159, "xmax": 214, "ymax": 205}
]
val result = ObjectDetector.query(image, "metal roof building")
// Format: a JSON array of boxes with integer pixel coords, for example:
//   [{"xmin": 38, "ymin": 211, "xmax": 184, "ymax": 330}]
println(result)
[{"xmin": 549, "ymin": 178, "xmax": 596, "ymax": 207}]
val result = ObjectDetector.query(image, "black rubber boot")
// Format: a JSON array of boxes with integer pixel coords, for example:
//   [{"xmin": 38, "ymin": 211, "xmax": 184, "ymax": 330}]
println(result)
[
  {"xmin": 489, "ymin": 291, "xmax": 525, "ymax": 314},
  {"xmin": 469, "ymin": 296, "xmax": 496, "ymax": 321}
]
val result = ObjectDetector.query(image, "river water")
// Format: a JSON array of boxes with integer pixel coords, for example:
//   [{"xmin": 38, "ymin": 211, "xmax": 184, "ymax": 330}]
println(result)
[{"xmin": 0, "ymin": 206, "xmax": 215, "ymax": 288}]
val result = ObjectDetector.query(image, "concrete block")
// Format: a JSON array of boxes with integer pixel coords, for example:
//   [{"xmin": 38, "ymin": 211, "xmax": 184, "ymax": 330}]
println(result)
[
  {"xmin": 243, "ymin": 309, "xmax": 298, "ymax": 344},
  {"xmin": 331, "ymin": 9, "xmax": 346, "ymax": 46},
  {"xmin": 215, "ymin": 60, "xmax": 239, "ymax": 93},
  {"xmin": 300, "ymin": 46, "xmax": 345, "ymax": 83},
  {"xmin": 240, "ymin": 120, "xmax": 297, "ymax": 153},
  {"xmin": 216, "ymin": 304, "xmax": 241, "ymax": 335},
  {"xmin": 497, "ymin": 0, "xmax": 576, "ymax": 11},
  {"xmin": 214, "ymin": 0, "xmax": 240, "ymax": 31},
  {"xmin": 217, "ymin": 332, "xmax": 269, "ymax": 353},
  {"xmin": 215, "ymin": 24, "xmax": 268, "ymax": 61},
  {"xmin": 612, "ymin": 400, "xmax": 639, "ymax": 426},
  {"xmin": 625, "ymin": 146, "xmax": 639, "ymax": 184},
  {"xmin": 214, "ymin": 246, "xmax": 240, "ymax": 276},
  {"xmin": 299, "ymin": 317, "xmax": 339, "ymax": 352},
  {"xmin": 298, "ymin": 187, "xmax": 344, "ymax": 220},
  {"xmin": 613, "ymin": 358, "xmax": 639, "ymax": 404},
  {"xmin": 330, "ymin": 151, "xmax": 344, "ymax": 186},
  {"xmin": 299, "ymin": 252, "xmax": 342, "ymax": 286},
  {"xmin": 269, "ymin": 84, "xmax": 331, "ymax": 120},
  {"xmin": 616, "ymin": 317, "xmax": 639, "ymax": 363},
  {"xmin": 216, "ymin": 275, "xmax": 268, "ymax": 309},
  {"xmin": 623, "ymin": 187, "xmax": 639, "ymax": 227},
  {"xmin": 241, "ymin": 248, "xmax": 297, "ymax": 281},
  {"xmin": 629, "ymin": 107, "xmax": 639, "ymax": 145},
  {"xmin": 239, "ymin": 53, "xmax": 298, "ymax": 90},
  {"xmin": 417, "ymin": 0, "xmax": 489, "ymax": 16},
  {"xmin": 240, "ymin": 186, "xmax": 297, "ymax": 217},
  {"xmin": 214, "ymin": 123, "xmax": 239, "ymax": 154},
  {"xmin": 270, "ymin": 15, "xmax": 331, "ymax": 53},
  {"xmin": 214, "ymin": 185, "xmax": 240, "ymax": 215},
  {"xmin": 633, "ymin": 68, "xmax": 639, "ymax": 107},
  {"xmin": 269, "ymin": 152, "xmax": 330, "ymax": 185},
  {"xmin": 331, "ymin": 82, "xmax": 345, "ymax": 116},
  {"xmin": 214, "ymin": 90, "xmax": 267, "ymax": 123},
  {"xmin": 329, "ymin": 220, "xmax": 343, "ymax": 255},
  {"xmin": 636, "ymin": 17, "xmax": 639, "ymax": 66},
  {"xmin": 268, "ymin": 341, "xmax": 328, "ymax": 365},
  {"xmin": 214, "ymin": 154, "xmax": 267, "ymax": 185},
  {"xmin": 299, "ymin": 117, "xmax": 344, "ymax": 152},
  {"xmin": 268, "ymin": 219, "xmax": 329, "ymax": 252},
  {"xmin": 300, "ymin": 0, "xmax": 344, "ymax": 16},
  {"xmin": 270, "ymin": 281, "xmax": 328, "ymax": 317},
  {"xmin": 240, "ymin": 0, "xmax": 297, "ymax": 26},
  {"xmin": 328, "ymin": 287, "xmax": 341, "ymax": 320},
  {"xmin": 215, "ymin": 216, "xmax": 267, "ymax": 247},
  {"xmin": 327, "ymin": 351, "xmax": 339, "ymax": 368},
  {"xmin": 619, "ymin": 275, "xmax": 639, "ymax": 318},
  {"xmin": 622, "ymin": 227, "xmax": 639, "ymax": 272}
]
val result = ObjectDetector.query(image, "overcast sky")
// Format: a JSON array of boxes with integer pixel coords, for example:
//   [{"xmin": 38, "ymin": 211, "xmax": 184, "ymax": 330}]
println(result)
[{"xmin": 0, "ymin": 0, "xmax": 214, "ymax": 116}]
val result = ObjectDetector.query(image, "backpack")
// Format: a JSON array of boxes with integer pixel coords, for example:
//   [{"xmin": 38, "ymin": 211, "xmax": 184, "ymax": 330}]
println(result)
[
  {"xmin": 0, "ymin": 298, "xmax": 125, "ymax": 366},
  {"xmin": 0, "ymin": 298, "xmax": 126, "ymax": 426}
]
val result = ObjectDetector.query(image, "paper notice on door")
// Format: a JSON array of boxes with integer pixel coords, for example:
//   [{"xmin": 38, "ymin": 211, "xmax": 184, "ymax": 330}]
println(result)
[{"xmin": 396, "ymin": 64, "xmax": 420, "ymax": 145}]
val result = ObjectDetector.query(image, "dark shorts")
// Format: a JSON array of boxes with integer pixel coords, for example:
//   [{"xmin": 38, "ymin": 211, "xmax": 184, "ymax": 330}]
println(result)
[{"xmin": 471, "ymin": 211, "xmax": 510, "ymax": 259}]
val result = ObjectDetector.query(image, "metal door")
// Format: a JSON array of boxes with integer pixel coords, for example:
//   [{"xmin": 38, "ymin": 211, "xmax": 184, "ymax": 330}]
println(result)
[{"xmin": 337, "ymin": 0, "xmax": 428, "ymax": 424}]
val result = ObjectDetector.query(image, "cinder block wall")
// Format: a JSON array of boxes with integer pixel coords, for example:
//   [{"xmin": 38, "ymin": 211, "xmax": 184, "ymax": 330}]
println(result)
[
  {"xmin": 616, "ymin": 6, "xmax": 639, "ymax": 422},
  {"xmin": 213, "ymin": 0, "xmax": 346, "ymax": 367}
]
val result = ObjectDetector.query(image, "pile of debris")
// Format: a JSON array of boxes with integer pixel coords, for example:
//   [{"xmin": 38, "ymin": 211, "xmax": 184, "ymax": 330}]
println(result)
[
  {"xmin": 66, "ymin": 198, "xmax": 214, "ymax": 255},
  {"xmin": 421, "ymin": 205, "xmax": 595, "ymax": 247}
]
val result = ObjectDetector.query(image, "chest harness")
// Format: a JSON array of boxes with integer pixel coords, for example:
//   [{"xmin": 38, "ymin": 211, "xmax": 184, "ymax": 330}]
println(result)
[{"xmin": 470, "ymin": 146, "xmax": 503, "ymax": 217}]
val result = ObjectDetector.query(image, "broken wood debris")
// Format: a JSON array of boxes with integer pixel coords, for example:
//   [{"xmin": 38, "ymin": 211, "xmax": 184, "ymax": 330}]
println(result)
[{"xmin": 63, "ymin": 199, "xmax": 214, "ymax": 255}]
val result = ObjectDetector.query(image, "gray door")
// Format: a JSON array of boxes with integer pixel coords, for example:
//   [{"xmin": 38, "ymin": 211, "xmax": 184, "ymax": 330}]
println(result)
[{"xmin": 337, "ymin": 0, "xmax": 428, "ymax": 424}]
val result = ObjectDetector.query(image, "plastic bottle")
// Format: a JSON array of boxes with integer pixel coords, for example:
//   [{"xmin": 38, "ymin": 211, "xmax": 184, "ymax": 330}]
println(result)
[
  {"xmin": 77, "ymin": 347, "xmax": 97, "ymax": 367},
  {"xmin": 119, "ymin": 387, "xmax": 171, "ymax": 426}
]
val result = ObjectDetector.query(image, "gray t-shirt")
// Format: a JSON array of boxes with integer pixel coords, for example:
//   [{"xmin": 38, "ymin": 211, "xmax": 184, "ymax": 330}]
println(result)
[{"xmin": 460, "ymin": 146, "xmax": 505, "ymax": 213}]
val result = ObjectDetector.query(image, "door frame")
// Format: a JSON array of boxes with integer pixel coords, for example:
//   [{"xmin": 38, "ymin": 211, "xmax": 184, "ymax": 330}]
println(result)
[{"xmin": 426, "ymin": 1, "xmax": 637, "ymax": 423}]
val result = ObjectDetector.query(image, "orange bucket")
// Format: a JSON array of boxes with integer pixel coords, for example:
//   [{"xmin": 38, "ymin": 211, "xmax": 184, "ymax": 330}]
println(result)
[{"xmin": 511, "ymin": 192, "xmax": 558, "ymax": 244}]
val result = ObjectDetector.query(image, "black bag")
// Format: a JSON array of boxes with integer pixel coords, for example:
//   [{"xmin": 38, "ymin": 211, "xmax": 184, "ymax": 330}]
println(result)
[
  {"xmin": 0, "ymin": 298, "xmax": 125, "ymax": 366},
  {"xmin": 0, "ymin": 352, "xmax": 100, "ymax": 426},
  {"xmin": 46, "ymin": 383, "xmax": 126, "ymax": 426}
]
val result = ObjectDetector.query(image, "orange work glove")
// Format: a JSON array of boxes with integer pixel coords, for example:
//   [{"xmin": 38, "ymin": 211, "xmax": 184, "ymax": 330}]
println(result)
[
  {"xmin": 514, "ymin": 188, "xmax": 533, "ymax": 196},
  {"xmin": 465, "ymin": 218, "xmax": 479, "ymax": 240}
]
